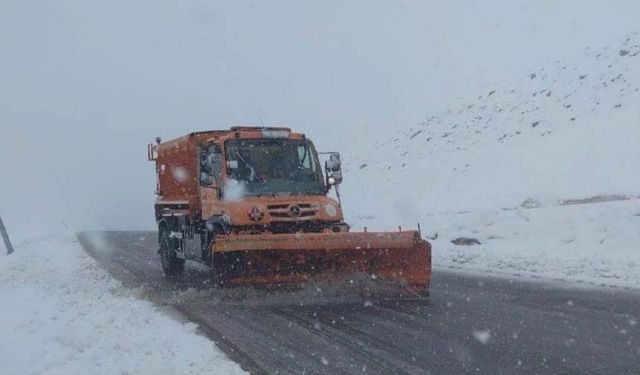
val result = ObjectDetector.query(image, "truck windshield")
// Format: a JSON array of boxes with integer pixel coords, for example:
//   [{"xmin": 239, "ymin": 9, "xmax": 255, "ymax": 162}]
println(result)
[{"xmin": 225, "ymin": 139, "xmax": 325, "ymax": 196}]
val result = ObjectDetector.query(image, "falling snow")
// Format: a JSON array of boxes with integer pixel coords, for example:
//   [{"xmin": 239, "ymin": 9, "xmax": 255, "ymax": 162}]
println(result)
[{"xmin": 473, "ymin": 330, "xmax": 492, "ymax": 345}]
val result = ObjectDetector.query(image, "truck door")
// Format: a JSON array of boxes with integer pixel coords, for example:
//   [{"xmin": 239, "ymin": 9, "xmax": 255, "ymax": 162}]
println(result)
[{"xmin": 199, "ymin": 143, "xmax": 224, "ymax": 217}]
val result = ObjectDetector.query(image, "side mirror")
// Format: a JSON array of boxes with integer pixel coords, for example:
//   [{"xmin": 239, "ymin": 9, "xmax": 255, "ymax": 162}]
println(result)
[
  {"xmin": 200, "ymin": 172, "xmax": 214, "ymax": 186},
  {"xmin": 325, "ymin": 153, "xmax": 343, "ymax": 186},
  {"xmin": 200, "ymin": 145, "xmax": 223, "ymax": 189},
  {"xmin": 202, "ymin": 154, "xmax": 215, "ymax": 173},
  {"xmin": 147, "ymin": 144, "xmax": 158, "ymax": 161},
  {"xmin": 325, "ymin": 153, "xmax": 341, "ymax": 172}
]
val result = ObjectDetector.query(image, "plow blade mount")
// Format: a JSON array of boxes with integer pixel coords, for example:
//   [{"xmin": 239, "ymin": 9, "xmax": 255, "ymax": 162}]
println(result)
[{"xmin": 211, "ymin": 231, "xmax": 431, "ymax": 296}]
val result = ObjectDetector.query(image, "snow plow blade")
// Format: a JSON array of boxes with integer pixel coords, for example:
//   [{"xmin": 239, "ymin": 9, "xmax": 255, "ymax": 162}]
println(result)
[{"xmin": 211, "ymin": 230, "xmax": 431, "ymax": 297}]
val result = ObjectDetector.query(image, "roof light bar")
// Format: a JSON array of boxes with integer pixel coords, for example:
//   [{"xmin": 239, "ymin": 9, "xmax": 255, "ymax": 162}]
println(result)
[{"xmin": 261, "ymin": 129, "xmax": 290, "ymax": 139}]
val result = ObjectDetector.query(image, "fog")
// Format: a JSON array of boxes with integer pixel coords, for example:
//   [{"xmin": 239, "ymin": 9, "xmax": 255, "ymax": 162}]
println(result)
[{"xmin": 1, "ymin": 0, "xmax": 639, "ymax": 241}]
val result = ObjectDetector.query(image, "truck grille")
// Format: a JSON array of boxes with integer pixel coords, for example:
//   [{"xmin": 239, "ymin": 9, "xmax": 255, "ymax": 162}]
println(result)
[{"xmin": 267, "ymin": 203, "xmax": 319, "ymax": 218}]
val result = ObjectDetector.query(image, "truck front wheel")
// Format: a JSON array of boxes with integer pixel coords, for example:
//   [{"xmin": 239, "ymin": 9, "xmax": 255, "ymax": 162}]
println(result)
[
  {"xmin": 159, "ymin": 226, "xmax": 185, "ymax": 276},
  {"xmin": 210, "ymin": 259, "xmax": 223, "ymax": 288}
]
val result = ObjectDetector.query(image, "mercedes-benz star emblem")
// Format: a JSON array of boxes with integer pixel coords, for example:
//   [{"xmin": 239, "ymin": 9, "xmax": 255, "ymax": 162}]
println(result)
[{"xmin": 289, "ymin": 205, "xmax": 302, "ymax": 217}]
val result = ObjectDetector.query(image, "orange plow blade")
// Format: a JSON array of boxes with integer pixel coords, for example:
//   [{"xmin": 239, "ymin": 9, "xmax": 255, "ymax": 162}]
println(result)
[{"xmin": 211, "ymin": 231, "xmax": 431, "ymax": 297}]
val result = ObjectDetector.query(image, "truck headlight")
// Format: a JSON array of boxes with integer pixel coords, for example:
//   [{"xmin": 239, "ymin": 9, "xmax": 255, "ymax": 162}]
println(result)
[{"xmin": 324, "ymin": 204, "xmax": 338, "ymax": 218}]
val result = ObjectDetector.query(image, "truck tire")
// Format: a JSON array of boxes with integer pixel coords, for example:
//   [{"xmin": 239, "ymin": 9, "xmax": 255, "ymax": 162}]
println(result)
[
  {"xmin": 159, "ymin": 226, "xmax": 185, "ymax": 276},
  {"xmin": 209, "ymin": 247, "xmax": 225, "ymax": 288},
  {"xmin": 210, "ymin": 260, "xmax": 223, "ymax": 288},
  {"xmin": 418, "ymin": 290, "xmax": 431, "ymax": 303},
  {"xmin": 208, "ymin": 226, "xmax": 225, "ymax": 287}
]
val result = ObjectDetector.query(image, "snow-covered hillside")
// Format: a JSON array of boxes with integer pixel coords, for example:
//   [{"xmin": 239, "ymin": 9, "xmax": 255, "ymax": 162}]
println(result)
[
  {"xmin": 0, "ymin": 236, "xmax": 245, "ymax": 375},
  {"xmin": 344, "ymin": 32, "xmax": 640, "ymax": 289}
]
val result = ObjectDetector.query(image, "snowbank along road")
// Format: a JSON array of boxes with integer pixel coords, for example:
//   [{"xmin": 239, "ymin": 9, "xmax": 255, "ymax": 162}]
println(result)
[
  {"xmin": 0, "ymin": 235, "xmax": 246, "ymax": 375},
  {"xmin": 79, "ymin": 231, "xmax": 640, "ymax": 375}
]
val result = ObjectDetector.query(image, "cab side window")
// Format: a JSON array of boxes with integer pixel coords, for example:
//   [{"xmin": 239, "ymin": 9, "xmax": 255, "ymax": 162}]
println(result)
[{"xmin": 200, "ymin": 144, "xmax": 222, "ymax": 188}]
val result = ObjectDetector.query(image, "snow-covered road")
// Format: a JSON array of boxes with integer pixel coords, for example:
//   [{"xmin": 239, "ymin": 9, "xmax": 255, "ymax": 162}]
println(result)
[{"xmin": 77, "ymin": 231, "xmax": 640, "ymax": 375}]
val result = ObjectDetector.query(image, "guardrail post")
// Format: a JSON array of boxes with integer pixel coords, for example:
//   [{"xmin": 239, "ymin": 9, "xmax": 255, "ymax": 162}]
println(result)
[{"xmin": 0, "ymin": 216, "xmax": 14, "ymax": 255}]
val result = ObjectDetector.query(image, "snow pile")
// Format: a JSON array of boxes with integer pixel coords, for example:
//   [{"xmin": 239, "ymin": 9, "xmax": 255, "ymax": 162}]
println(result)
[
  {"xmin": 425, "ymin": 199, "xmax": 640, "ymax": 288},
  {"xmin": 344, "ymin": 32, "xmax": 640, "ymax": 289},
  {"xmin": 0, "ymin": 236, "xmax": 245, "ymax": 375}
]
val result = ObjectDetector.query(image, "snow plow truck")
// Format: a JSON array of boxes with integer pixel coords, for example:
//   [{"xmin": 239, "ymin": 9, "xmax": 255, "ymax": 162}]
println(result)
[{"xmin": 148, "ymin": 127, "xmax": 431, "ymax": 296}]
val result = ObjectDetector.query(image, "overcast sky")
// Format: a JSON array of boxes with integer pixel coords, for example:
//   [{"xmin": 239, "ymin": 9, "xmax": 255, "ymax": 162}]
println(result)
[{"xmin": 1, "ymin": 0, "xmax": 639, "ymax": 241}]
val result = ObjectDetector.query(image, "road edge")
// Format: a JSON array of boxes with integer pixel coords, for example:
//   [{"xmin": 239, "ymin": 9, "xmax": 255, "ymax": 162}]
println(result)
[{"xmin": 76, "ymin": 232, "xmax": 267, "ymax": 375}]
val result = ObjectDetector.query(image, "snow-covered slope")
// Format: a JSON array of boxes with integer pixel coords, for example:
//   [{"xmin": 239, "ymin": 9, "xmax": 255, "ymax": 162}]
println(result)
[
  {"xmin": 0, "ymin": 236, "xmax": 245, "ymax": 375},
  {"xmin": 343, "ymin": 32, "xmax": 640, "ymax": 289}
]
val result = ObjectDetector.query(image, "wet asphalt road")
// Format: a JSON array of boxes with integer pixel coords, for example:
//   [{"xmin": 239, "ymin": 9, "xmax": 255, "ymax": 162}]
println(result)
[{"xmin": 78, "ymin": 231, "xmax": 640, "ymax": 375}]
